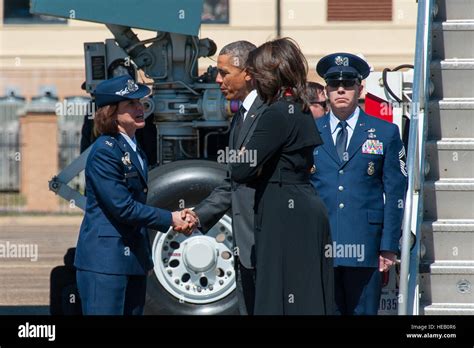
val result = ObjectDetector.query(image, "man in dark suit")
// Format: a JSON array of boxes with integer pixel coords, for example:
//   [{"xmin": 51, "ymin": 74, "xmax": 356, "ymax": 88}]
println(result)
[
  {"xmin": 311, "ymin": 53, "xmax": 407, "ymax": 315},
  {"xmin": 183, "ymin": 41, "xmax": 266, "ymax": 315}
]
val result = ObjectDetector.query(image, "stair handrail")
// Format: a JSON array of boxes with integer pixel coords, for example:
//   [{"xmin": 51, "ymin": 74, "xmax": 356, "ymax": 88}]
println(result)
[{"xmin": 398, "ymin": 0, "xmax": 433, "ymax": 315}]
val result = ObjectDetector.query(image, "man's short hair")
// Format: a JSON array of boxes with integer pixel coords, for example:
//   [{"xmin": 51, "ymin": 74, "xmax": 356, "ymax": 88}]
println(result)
[
  {"xmin": 307, "ymin": 82, "xmax": 326, "ymax": 103},
  {"xmin": 307, "ymin": 81, "xmax": 325, "ymax": 95},
  {"xmin": 219, "ymin": 41, "xmax": 257, "ymax": 69}
]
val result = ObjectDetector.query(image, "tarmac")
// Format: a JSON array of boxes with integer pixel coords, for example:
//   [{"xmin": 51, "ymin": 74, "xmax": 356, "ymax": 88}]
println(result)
[{"xmin": 0, "ymin": 215, "xmax": 83, "ymax": 315}]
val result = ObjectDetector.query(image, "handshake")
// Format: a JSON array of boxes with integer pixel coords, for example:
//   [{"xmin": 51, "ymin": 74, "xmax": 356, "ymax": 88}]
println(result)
[{"xmin": 171, "ymin": 208, "xmax": 199, "ymax": 236}]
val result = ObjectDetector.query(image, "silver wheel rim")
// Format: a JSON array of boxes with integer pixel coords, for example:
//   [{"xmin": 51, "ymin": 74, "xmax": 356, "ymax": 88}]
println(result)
[{"xmin": 152, "ymin": 214, "xmax": 235, "ymax": 304}]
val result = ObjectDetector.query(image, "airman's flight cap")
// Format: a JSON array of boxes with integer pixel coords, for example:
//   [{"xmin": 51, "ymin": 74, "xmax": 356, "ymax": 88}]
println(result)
[
  {"xmin": 94, "ymin": 75, "xmax": 150, "ymax": 108},
  {"xmin": 316, "ymin": 53, "xmax": 371, "ymax": 81}
]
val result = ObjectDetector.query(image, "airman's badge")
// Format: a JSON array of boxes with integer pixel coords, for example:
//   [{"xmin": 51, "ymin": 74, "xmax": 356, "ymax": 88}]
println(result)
[
  {"xmin": 335, "ymin": 56, "xmax": 345, "ymax": 66},
  {"xmin": 127, "ymin": 79, "xmax": 139, "ymax": 92},
  {"xmin": 367, "ymin": 161, "xmax": 375, "ymax": 176},
  {"xmin": 116, "ymin": 80, "xmax": 140, "ymax": 96},
  {"xmin": 122, "ymin": 152, "xmax": 132, "ymax": 166}
]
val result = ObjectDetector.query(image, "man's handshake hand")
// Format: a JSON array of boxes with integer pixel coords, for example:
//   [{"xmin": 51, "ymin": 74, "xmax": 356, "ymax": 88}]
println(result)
[{"xmin": 171, "ymin": 209, "xmax": 199, "ymax": 236}]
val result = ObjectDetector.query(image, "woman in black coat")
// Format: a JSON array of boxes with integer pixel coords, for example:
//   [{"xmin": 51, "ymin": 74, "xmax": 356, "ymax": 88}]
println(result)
[{"xmin": 230, "ymin": 38, "xmax": 335, "ymax": 315}]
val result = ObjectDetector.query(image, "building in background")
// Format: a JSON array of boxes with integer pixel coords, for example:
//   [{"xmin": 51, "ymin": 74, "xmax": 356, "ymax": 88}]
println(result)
[
  {"xmin": 0, "ymin": 0, "xmax": 417, "ymax": 212},
  {"xmin": 0, "ymin": 0, "xmax": 417, "ymax": 99}
]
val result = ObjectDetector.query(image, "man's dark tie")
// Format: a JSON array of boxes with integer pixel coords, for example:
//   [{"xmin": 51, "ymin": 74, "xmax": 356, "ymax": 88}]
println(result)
[
  {"xmin": 336, "ymin": 120, "xmax": 348, "ymax": 162},
  {"xmin": 233, "ymin": 105, "xmax": 246, "ymax": 145}
]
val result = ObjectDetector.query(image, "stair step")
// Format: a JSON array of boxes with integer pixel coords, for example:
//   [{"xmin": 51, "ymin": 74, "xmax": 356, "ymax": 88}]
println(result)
[
  {"xmin": 435, "ymin": 0, "xmax": 474, "ymax": 21},
  {"xmin": 429, "ymin": 261, "xmax": 474, "ymax": 274},
  {"xmin": 422, "ymin": 219, "xmax": 474, "ymax": 232},
  {"xmin": 430, "ymin": 60, "xmax": 474, "ymax": 99},
  {"xmin": 426, "ymin": 139, "xmax": 474, "ymax": 179},
  {"xmin": 433, "ymin": 21, "xmax": 474, "ymax": 59},
  {"xmin": 423, "ymin": 179, "xmax": 474, "ymax": 219},
  {"xmin": 422, "ymin": 303, "xmax": 474, "ymax": 315},
  {"xmin": 428, "ymin": 139, "xmax": 474, "ymax": 149},
  {"xmin": 420, "ymin": 263, "xmax": 474, "ymax": 304},
  {"xmin": 428, "ymin": 98, "xmax": 474, "ymax": 139},
  {"xmin": 434, "ymin": 20, "xmax": 474, "ymax": 30},
  {"xmin": 425, "ymin": 219, "xmax": 474, "ymax": 231},
  {"xmin": 422, "ymin": 220, "xmax": 474, "ymax": 261}
]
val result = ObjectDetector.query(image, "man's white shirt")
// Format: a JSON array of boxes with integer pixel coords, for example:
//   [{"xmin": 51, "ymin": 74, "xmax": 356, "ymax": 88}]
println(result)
[
  {"xmin": 329, "ymin": 107, "xmax": 360, "ymax": 150},
  {"xmin": 241, "ymin": 89, "xmax": 258, "ymax": 121}
]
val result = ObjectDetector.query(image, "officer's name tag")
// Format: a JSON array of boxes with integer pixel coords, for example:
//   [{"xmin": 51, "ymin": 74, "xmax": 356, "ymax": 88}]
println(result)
[
  {"xmin": 362, "ymin": 139, "xmax": 383, "ymax": 155},
  {"xmin": 124, "ymin": 171, "xmax": 139, "ymax": 178}
]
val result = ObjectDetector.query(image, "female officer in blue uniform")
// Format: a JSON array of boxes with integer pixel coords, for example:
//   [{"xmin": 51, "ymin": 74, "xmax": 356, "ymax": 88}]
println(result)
[{"xmin": 74, "ymin": 75, "xmax": 193, "ymax": 315}]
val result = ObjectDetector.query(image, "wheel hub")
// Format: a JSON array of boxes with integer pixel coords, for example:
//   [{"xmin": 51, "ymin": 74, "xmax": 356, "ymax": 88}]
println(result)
[
  {"xmin": 152, "ymin": 214, "xmax": 236, "ymax": 304},
  {"xmin": 183, "ymin": 238, "xmax": 216, "ymax": 272}
]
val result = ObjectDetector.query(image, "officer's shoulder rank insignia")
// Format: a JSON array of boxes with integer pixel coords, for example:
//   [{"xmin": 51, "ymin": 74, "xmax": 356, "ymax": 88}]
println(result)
[
  {"xmin": 399, "ymin": 146, "xmax": 408, "ymax": 177},
  {"xmin": 105, "ymin": 140, "xmax": 113, "ymax": 147},
  {"xmin": 122, "ymin": 152, "xmax": 132, "ymax": 166},
  {"xmin": 362, "ymin": 139, "xmax": 383, "ymax": 155}
]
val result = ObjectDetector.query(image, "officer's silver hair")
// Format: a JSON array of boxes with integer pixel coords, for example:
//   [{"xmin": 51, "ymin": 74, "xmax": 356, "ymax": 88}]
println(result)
[{"xmin": 219, "ymin": 41, "xmax": 256, "ymax": 69}]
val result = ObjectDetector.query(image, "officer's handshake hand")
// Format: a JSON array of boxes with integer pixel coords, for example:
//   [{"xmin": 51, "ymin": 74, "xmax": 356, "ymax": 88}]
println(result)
[{"xmin": 172, "ymin": 210, "xmax": 198, "ymax": 236}]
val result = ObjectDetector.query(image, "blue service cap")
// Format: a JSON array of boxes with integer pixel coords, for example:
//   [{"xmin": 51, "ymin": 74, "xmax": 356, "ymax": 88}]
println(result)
[
  {"xmin": 316, "ymin": 53, "xmax": 370, "ymax": 81},
  {"xmin": 94, "ymin": 75, "xmax": 150, "ymax": 108}
]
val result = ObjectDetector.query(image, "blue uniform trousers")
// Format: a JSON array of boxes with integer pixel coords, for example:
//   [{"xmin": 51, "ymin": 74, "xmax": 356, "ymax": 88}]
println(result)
[
  {"xmin": 77, "ymin": 269, "xmax": 147, "ymax": 315},
  {"xmin": 334, "ymin": 266, "xmax": 381, "ymax": 315}
]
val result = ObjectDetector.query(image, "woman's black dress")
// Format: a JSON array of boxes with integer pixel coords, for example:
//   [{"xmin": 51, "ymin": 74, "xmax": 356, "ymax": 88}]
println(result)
[{"xmin": 230, "ymin": 98, "xmax": 335, "ymax": 315}]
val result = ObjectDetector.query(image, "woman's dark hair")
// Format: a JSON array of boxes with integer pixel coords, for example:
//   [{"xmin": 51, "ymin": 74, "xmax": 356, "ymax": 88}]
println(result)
[
  {"xmin": 93, "ymin": 104, "xmax": 119, "ymax": 136},
  {"xmin": 245, "ymin": 37, "xmax": 311, "ymax": 111}
]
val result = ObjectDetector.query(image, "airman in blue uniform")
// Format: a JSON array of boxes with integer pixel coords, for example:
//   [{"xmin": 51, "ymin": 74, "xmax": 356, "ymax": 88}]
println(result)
[
  {"xmin": 74, "ymin": 75, "xmax": 193, "ymax": 315},
  {"xmin": 311, "ymin": 53, "xmax": 407, "ymax": 315}
]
